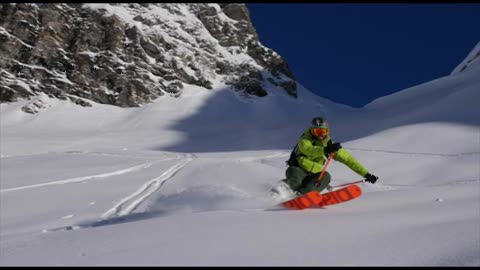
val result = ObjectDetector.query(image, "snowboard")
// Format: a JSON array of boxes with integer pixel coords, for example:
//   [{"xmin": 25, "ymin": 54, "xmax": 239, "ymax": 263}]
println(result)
[{"xmin": 280, "ymin": 184, "xmax": 362, "ymax": 210}]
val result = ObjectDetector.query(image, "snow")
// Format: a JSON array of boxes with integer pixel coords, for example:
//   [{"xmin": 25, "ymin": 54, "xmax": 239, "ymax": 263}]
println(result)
[
  {"xmin": 1, "ymin": 60, "xmax": 479, "ymax": 265},
  {"xmin": 1, "ymin": 6, "xmax": 479, "ymax": 265},
  {"xmin": 451, "ymin": 41, "xmax": 480, "ymax": 75},
  {"xmin": 0, "ymin": 26, "xmax": 34, "ymax": 49},
  {"xmin": 77, "ymin": 50, "xmax": 99, "ymax": 59}
]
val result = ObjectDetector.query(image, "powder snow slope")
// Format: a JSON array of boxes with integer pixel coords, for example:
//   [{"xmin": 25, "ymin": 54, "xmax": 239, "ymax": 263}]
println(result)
[{"xmin": 1, "ymin": 45, "xmax": 479, "ymax": 266}]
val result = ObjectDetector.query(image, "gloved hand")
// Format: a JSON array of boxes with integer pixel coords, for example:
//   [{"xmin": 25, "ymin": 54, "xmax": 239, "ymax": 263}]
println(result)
[
  {"xmin": 364, "ymin": 173, "xmax": 378, "ymax": 184},
  {"xmin": 325, "ymin": 140, "xmax": 342, "ymax": 156}
]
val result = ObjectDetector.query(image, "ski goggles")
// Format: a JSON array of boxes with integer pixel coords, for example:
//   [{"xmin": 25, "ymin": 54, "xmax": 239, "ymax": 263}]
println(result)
[{"xmin": 311, "ymin": 127, "xmax": 329, "ymax": 137}]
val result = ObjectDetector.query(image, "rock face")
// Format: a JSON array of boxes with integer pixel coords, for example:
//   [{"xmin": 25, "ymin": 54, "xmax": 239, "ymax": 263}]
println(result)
[{"xmin": 0, "ymin": 3, "xmax": 297, "ymax": 108}]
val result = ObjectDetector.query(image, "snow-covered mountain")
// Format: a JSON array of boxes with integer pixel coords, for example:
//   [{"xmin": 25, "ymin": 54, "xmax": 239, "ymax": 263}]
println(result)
[
  {"xmin": 451, "ymin": 41, "xmax": 480, "ymax": 75},
  {"xmin": 0, "ymin": 3, "xmax": 296, "ymax": 110},
  {"xmin": 0, "ymin": 4, "xmax": 479, "ymax": 266}
]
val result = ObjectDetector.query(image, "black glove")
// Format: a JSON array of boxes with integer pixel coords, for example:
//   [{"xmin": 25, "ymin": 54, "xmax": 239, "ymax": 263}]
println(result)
[
  {"xmin": 364, "ymin": 173, "xmax": 378, "ymax": 184},
  {"xmin": 324, "ymin": 140, "xmax": 342, "ymax": 156}
]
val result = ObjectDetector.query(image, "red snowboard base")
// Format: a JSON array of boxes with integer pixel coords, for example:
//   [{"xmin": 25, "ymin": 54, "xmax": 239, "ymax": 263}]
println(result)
[{"xmin": 281, "ymin": 184, "xmax": 362, "ymax": 210}]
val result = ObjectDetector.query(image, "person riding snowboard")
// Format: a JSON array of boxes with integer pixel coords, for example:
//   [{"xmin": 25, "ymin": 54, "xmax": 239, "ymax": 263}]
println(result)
[{"xmin": 272, "ymin": 117, "xmax": 378, "ymax": 198}]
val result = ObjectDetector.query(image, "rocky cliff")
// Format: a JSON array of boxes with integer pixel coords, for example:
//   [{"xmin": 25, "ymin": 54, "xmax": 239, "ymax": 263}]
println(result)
[{"xmin": 0, "ymin": 3, "xmax": 297, "ymax": 109}]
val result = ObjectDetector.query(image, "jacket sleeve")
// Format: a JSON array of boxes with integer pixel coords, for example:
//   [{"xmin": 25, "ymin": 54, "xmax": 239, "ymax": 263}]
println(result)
[{"xmin": 333, "ymin": 148, "xmax": 369, "ymax": 177}]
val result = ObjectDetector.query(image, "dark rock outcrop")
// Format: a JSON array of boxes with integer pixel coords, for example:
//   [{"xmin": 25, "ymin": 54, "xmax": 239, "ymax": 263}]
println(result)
[{"xmin": 0, "ymin": 3, "xmax": 297, "ymax": 108}]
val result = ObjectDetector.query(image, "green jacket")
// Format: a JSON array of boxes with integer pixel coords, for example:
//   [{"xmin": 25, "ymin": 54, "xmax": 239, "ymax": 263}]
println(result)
[{"xmin": 295, "ymin": 128, "xmax": 369, "ymax": 177}]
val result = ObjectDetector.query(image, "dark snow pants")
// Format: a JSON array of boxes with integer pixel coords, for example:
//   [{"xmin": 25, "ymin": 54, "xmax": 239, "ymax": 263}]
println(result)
[{"xmin": 285, "ymin": 166, "xmax": 331, "ymax": 194}]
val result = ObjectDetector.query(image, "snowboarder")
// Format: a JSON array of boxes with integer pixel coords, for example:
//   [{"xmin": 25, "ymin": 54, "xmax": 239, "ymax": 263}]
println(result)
[{"xmin": 272, "ymin": 117, "xmax": 378, "ymax": 198}]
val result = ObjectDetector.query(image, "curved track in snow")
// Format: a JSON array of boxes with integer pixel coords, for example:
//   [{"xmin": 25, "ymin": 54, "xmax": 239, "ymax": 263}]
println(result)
[
  {"xmin": 0, "ymin": 162, "xmax": 154, "ymax": 193},
  {"xmin": 101, "ymin": 155, "xmax": 194, "ymax": 219}
]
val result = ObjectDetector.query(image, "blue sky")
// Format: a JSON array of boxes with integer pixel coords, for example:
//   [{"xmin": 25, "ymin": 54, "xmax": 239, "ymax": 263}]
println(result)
[{"xmin": 247, "ymin": 4, "xmax": 480, "ymax": 107}]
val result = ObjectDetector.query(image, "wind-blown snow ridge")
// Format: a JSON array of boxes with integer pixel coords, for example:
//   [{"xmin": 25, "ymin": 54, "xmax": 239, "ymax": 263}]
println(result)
[
  {"xmin": 0, "ymin": 161, "xmax": 153, "ymax": 193},
  {"xmin": 451, "ymin": 41, "xmax": 480, "ymax": 74},
  {"xmin": 101, "ymin": 155, "xmax": 194, "ymax": 219}
]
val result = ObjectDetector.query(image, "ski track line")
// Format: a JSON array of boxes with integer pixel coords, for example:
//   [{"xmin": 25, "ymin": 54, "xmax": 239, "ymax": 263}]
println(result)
[
  {"xmin": 346, "ymin": 147, "xmax": 480, "ymax": 157},
  {"xmin": 101, "ymin": 156, "xmax": 193, "ymax": 220},
  {"xmin": 0, "ymin": 162, "xmax": 155, "ymax": 193},
  {"xmin": 237, "ymin": 152, "xmax": 288, "ymax": 162}
]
